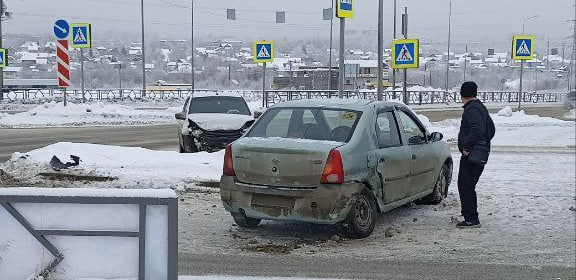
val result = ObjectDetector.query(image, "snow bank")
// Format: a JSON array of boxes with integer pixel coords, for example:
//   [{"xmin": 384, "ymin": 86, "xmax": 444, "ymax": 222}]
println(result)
[
  {"xmin": 429, "ymin": 107, "xmax": 575, "ymax": 147},
  {"xmin": 0, "ymin": 102, "xmax": 177, "ymax": 128},
  {"xmin": 497, "ymin": 106, "xmax": 513, "ymax": 117},
  {"xmin": 565, "ymin": 109, "xmax": 575, "ymax": 120},
  {"xmin": 2, "ymin": 142, "xmax": 224, "ymax": 189}
]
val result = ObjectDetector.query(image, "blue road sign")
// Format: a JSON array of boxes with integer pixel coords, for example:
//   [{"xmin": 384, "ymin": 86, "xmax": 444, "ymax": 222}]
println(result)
[
  {"xmin": 70, "ymin": 23, "xmax": 92, "ymax": 49},
  {"xmin": 54, "ymin": 19, "xmax": 69, "ymax": 39},
  {"xmin": 253, "ymin": 41, "xmax": 274, "ymax": 63},
  {"xmin": 512, "ymin": 36, "xmax": 534, "ymax": 60},
  {"xmin": 391, "ymin": 39, "xmax": 419, "ymax": 69},
  {"xmin": 0, "ymin": 48, "xmax": 6, "ymax": 68}
]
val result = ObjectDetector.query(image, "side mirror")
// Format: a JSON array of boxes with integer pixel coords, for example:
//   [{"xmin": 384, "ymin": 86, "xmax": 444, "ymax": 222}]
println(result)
[
  {"xmin": 254, "ymin": 111, "xmax": 263, "ymax": 119},
  {"xmin": 429, "ymin": 132, "xmax": 444, "ymax": 142},
  {"xmin": 175, "ymin": 112, "xmax": 185, "ymax": 120}
]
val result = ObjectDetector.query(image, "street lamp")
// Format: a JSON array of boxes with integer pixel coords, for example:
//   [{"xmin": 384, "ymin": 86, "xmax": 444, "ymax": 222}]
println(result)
[
  {"xmin": 518, "ymin": 14, "xmax": 538, "ymax": 111},
  {"xmin": 522, "ymin": 15, "xmax": 538, "ymax": 34}
]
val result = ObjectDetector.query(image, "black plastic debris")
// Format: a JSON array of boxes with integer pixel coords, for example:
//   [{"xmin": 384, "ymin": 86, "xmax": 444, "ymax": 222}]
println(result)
[{"xmin": 49, "ymin": 155, "xmax": 80, "ymax": 171}]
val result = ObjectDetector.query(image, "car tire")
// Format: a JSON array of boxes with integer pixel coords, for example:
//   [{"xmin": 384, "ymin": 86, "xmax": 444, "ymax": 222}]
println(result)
[
  {"xmin": 345, "ymin": 189, "xmax": 377, "ymax": 239},
  {"xmin": 231, "ymin": 213, "xmax": 261, "ymax": 228},
  {"xmin": 418, "ymin": 165, "xmax": 448, "ymax": 205}
]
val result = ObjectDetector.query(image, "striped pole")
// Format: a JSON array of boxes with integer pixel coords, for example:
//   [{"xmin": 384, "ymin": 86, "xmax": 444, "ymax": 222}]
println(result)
[{"xmin": 56, "ymin": 39, "xmax": 71, "ymax": 106}]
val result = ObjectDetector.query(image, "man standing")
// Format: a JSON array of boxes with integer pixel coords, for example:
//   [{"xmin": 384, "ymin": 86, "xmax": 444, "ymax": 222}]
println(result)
[{"xmin": 457, "ymin": 81, "xmax": 495, "ymax": 228}]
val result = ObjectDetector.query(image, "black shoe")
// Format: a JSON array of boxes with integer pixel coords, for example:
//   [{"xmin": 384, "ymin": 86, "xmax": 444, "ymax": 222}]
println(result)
[{"xmin": 456, "ymin": 220, "xmax": 481, "ymax": 228}]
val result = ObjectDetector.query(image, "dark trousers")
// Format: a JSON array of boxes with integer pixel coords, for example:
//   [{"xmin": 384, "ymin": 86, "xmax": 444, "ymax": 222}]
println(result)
[{"xmin": 458, "ymin": 157, "xmax": 484, "ymax": 222}]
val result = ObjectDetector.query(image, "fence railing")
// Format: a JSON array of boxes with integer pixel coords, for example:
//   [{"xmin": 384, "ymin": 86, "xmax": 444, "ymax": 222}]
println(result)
[{"xmin": 0, "ymin": 88, "xmax": 568, "ymax": 107}]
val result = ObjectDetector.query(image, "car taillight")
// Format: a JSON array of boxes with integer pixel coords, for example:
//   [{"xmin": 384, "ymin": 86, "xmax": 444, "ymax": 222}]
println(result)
[
  {"xmin": 321, "ymin": 149, "xmax": 344, "ymax": 184},
  {"xmin": 223, "ymin": 144, "xmax": 235, "ymax": 176}
]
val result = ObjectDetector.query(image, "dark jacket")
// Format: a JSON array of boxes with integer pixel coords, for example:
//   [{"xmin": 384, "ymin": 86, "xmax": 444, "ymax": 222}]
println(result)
[{"xmin": 458, "ymin": 99, "xmax": 495, "ymax": 153}]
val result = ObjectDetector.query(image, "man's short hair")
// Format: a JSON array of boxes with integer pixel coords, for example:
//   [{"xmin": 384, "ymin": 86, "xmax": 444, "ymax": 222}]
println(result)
[{"xmin": 460, "ymin": 81, "xmax": 478, "ymax": 98}]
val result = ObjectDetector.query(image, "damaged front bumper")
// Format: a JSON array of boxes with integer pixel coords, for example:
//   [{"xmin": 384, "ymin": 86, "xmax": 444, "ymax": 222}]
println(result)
[{"xmin": 219, "ymin": 176, "xmax": 364, "ymax": 224}]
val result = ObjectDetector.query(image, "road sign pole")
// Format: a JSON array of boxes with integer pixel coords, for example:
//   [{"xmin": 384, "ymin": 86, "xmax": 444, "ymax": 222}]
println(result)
[
  {"xmin": 377, "ymin": 0, "xmax": 383, "ymax": 101},
  {"xmin": 80, "ymin": 48, "xmax": 85, "ymax": 103},
  {"xmin": 328, "ymin": 0, "xmax": 334, "ymax": 91},
  {"xmin": 338, "ymin": 17, "xmax": 345, "ymax": 99},
  {"xmin": 392, "ymin": 0, "xmax": 397, "ymax": 98},
  {"xmin": 0, "ymin": 0, "xmax": 4, "ymax": 102},
  {"xmin": 262, "ymin": 62, "xmax": 266, "ymax": 108},
  {"xmin": 63, "ymin": 88, "xmax": 67, "ymax": 107},
  {"xmin": 518, "ymin": 60, "xmax": 524, "ymax": 111},
  {"xmin": 402, "ymin": 7, "xmax": 408, "ymax": 105}
]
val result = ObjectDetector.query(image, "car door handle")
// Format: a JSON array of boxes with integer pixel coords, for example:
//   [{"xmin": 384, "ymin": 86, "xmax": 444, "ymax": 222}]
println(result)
[{"xmin": 412, "ymin": 154, "xmax": 417, "ymax": 160}]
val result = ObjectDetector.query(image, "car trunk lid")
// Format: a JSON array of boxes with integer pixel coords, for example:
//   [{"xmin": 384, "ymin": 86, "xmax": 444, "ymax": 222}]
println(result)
[{"xmin": 233, "ymin": 137, "xmax": 343, "ymax": 188}]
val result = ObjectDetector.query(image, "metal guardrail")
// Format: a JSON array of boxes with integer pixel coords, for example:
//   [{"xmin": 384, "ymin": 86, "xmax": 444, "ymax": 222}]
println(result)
[
  {"xmin": 0, "ymin": 189, "xmax": 178, "ymax": 280},
  {"xmin": 0, "ymin": 88, "xmax": 568, "ymax": 107}
]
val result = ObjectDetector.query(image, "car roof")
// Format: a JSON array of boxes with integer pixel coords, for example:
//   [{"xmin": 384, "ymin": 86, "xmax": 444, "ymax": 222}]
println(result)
[{"xmin": 270, "ymin": 98, "xmax": 407, "ymax": 111}]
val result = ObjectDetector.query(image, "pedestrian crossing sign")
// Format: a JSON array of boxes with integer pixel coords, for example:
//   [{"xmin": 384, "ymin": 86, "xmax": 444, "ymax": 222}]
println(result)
[
  {"xmin": 253, "ymin": 41, "xmax": 274, "ymax": 63},
  {"xmin": 512, "ymin": 36, "xmax": 534, "ymax": 60},
  {"xmin": 70, "ymin": 23, "xmax": 92, "ymax": 49},
  {"xmin": 336, "ymin": 0, "xmax": 353, "ymax": 19},
  {"xmin": 0, "ymin": 48, "xmax": 6, "ymax": 68},
  {"xmin": 391, "ymin": 39, "xmax": 419, "ymax": 69}
]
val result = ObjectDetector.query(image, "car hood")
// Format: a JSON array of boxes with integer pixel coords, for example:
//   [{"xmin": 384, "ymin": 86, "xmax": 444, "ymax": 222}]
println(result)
[{"xmin": 187, "ymin": 113, "xmax": 253, "ymax": 131}]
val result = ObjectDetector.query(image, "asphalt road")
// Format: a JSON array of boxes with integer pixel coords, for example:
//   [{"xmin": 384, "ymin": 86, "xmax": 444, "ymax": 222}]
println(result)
[
  {"xmin": 0, "ymin": 125, "xmax": 178, "ymax": 162},
  {"xmin": 0, "ymin": 105, "xmax": 571, "ymax": 162},
  {"xmin": 179, "ymin": 253, "xmax": 575, "ymax": 280}
]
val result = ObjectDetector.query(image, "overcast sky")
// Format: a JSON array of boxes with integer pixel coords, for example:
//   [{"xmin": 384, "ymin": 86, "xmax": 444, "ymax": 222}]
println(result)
[{"xmin": 4, "ymin": 0, "xmax": 575, "ymax": 52}]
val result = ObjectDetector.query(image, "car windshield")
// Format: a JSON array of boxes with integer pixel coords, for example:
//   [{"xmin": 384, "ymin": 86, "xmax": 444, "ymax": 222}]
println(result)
[
  {"xmin": 247, "ymin": 107, "xmax": 362, "ymax": 143},
  {"xmin": 188, "ymin": 96, "xmax": 251, "ymax": 115}
]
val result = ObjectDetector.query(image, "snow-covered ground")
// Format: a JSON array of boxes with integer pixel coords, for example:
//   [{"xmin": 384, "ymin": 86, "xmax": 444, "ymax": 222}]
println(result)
[
  {"xmin": 0, "ymin": 104, "xmax": 574, "ymax": 279},
  {"xmin": 424, "ymin": 106, "xmax": 575, "ymax": 148},
  {"xmin": 2, "ymin": 142, "xmax": 223, "ymax": 190},
  {"xmin": 0, "ymin": 100, "xmax": 264, "ymax": 128}
]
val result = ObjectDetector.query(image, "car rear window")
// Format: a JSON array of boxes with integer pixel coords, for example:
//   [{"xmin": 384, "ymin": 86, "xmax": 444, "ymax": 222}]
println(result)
[
  {"xmin": 247, "ymin": 107, "xmax": 362, "ymax": 143},
  {"xmin": 188, "ymin": 96, "xmax": 251, "ymax": 115}
]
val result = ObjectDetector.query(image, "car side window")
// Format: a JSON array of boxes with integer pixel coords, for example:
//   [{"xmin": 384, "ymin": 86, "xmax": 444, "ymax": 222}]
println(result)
[
  {"xmin": 397, "ymin": 110, "xmax": 426, "ymax": 145},
  {"xmin": 376, "ymin": 111, "xmax": 401, "ymax": 148}
]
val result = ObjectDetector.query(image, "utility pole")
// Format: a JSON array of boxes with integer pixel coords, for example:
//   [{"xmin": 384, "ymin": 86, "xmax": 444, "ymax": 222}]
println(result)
[
  {"xmin": 463, "ymin": 44, "xmax": 468, "ymax": 81},
  {"xmin": 191, "ymin": 0, "xmax": 195, "ymax": 92},
  {"xmin": 328, "ymin": 0, "xmax": 334, "ymax": 90},
  {"xmin": 0, "ymin": 0, "xmax": 4, "ymax": 102},
  {"xmin": 377, "ymin": 0, "xmax": 384, "ymax": 101},
  {"xmin": 446, "ymin": 0, "xmax": 452, "ymax": 102},
  {"xmin": 402, "ymin": 7, "xmax": 408, "ymax": 104},
  {"xmin": 546, "ymin": 40, "xmax": 550, "ymax": 70},
  {"xmin": 392, "ymin": 0, "xmax": 397, "ymax": 98},
  {"xmin": 571, "ymin": 0, "xmax": 576, "ymax": 91},
  {"xmin": 141, "ymin": 0, "xmax": 147, "ymax": 96}
]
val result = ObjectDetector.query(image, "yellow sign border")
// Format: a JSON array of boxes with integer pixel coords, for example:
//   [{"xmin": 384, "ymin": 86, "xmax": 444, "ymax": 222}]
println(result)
[
  {"xmin": 253, "ymin": 40, "xmax": 274, "ymax": 63},
  {"xmin": 391, "ymin": 39, "xmax": 419, "ymax": 69},
  {"xmin": 512, "ymin": 35, "xmax": 534, "ymax": 61},
  {"xmin": 70, "ymin": 23, "xmax": 92, "ymax": 49},
  {"xmin": 0, "ymin": 48, "xmax": 6, "ymax": 68},
  {"xmin": 336, "ymin": 0, "xmax": 353, "ymax": 19}
]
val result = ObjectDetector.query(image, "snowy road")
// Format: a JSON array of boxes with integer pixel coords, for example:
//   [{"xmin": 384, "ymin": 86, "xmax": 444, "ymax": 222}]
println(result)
[
  {"xmin": 0, "ymin": 124, "xmax": 177, "ymax": 162},
  {"xmin": 176, "ymin": 150, "xmax": 575, "ymax": 279}
]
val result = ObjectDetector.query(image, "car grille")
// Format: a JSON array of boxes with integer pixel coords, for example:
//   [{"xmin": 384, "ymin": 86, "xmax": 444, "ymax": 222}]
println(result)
[{"xmin": 202, "ymin": 129, "xmax": 243, "ymax": 139}]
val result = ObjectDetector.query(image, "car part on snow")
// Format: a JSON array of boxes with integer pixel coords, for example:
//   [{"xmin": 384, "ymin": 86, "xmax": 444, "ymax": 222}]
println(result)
[{"xmin": 49, "ymin": 155, "xmax": 80, "ymax": 171}]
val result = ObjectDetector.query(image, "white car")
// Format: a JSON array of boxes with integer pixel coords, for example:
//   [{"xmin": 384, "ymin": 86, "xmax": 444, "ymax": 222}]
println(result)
[{"xmin": 175, "ymin": 93, "xmax": 256, "ymax": 153}]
